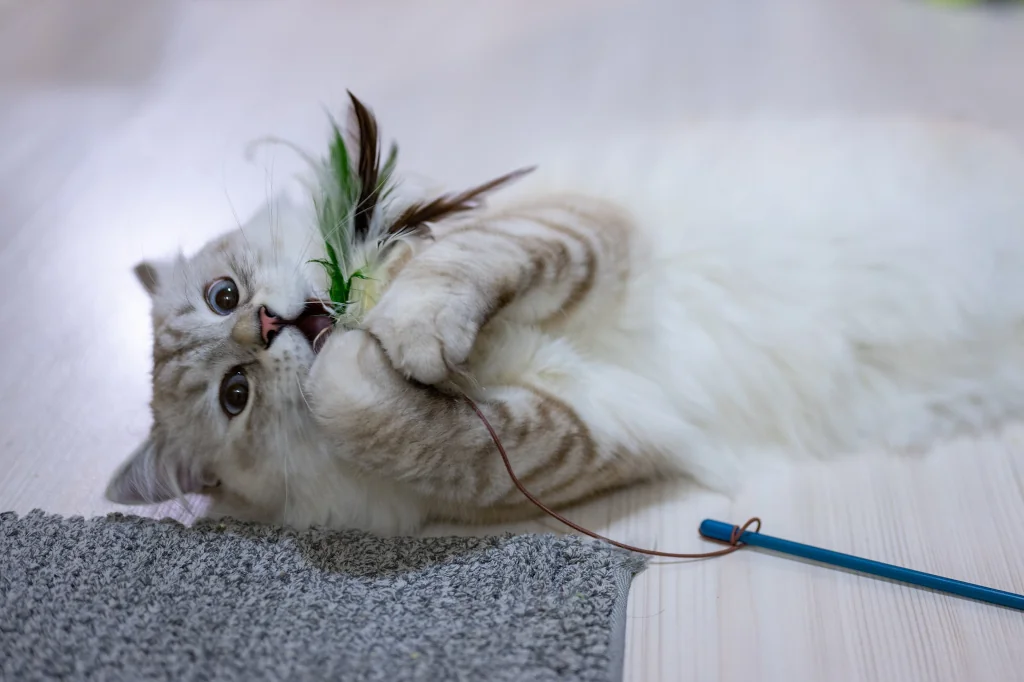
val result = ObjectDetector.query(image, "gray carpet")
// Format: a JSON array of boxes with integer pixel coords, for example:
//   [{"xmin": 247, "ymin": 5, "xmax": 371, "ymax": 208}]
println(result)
[{"xmin": 0, "ymin": 511, "xmax": 645, "ymax": 682}]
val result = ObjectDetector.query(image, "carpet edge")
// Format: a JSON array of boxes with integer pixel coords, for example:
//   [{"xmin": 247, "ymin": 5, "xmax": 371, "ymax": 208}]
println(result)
[{"xmin": 607, "ymin": 554, "xmax": 648, "ymax": 682}]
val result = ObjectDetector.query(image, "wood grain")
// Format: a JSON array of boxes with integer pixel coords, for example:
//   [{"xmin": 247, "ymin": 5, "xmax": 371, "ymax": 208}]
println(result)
[{"xmin": 2, "ymin": 1, "xmax": 1023, "ymax": 680}]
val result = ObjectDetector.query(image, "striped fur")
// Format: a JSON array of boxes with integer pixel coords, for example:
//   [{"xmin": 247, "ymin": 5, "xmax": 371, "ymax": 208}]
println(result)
[
  {"xmin": 310, "ymin": 197, "xmax": 660, "ymax": 524},
  {"xmin": 108, "ymin": 118, "xmax": 1024, "ymax": 535}
]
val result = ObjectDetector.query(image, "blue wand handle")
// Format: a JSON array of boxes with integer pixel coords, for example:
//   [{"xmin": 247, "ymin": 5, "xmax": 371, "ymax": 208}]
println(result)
[{"xmin": 700, "ymin": 519, "xmax": 1024, "ymax": 611}]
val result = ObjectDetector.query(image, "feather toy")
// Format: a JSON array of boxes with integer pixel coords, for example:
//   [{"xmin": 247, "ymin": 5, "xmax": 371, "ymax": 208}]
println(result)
[{"xmin": 302, "ymin": 91, "xmax": 533, "ymax": 332}]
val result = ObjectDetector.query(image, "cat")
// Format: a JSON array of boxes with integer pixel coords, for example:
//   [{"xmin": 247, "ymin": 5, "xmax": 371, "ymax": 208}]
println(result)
[{"xmin": 106, "ymin": 109, "xmax": 1024, "ymax": 536}]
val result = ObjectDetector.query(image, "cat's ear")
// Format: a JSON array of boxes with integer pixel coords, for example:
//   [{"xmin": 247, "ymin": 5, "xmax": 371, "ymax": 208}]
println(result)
[
  {"xmin": 105, "ymin": 436, "xmax": 206, "ymax": 505},
  {"xmin": 133, "ymin": 260, "xmax": 166, "ymax": 297}
]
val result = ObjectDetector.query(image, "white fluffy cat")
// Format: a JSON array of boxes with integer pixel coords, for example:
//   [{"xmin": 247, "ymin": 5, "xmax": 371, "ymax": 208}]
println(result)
[{"xmin": 106, "ymin": 115, "xmax": 1024, "ymax": 535}]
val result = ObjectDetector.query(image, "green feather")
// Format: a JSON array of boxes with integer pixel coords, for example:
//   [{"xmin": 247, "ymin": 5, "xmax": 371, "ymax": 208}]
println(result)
[
  {"xmin": 301, "ymin": 95, "xmax": 530, "ymax": 332},
  {"xmin": 309, "ymin": 112, "xmax": 398, "ymax": 326}
]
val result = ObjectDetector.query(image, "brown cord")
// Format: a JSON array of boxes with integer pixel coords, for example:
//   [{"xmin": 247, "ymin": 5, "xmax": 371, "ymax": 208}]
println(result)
[{"xmin": 464, "ymin": 395, "xmax": 762, "ymax": 558}]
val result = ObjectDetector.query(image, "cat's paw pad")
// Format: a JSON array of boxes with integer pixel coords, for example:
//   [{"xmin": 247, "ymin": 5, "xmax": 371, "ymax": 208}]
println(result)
[{"xmin": 364, "ymin": 284, "xmax": 481, "ymax": 385}]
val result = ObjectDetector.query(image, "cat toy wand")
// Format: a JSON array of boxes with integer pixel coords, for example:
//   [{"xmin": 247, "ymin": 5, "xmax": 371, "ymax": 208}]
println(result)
[
  {"xmin": 303, "ymin": 95, "xmax": 1023, "ymax": 614},
  {"xmin": 700, "ymin": 519, "xmax": 1024, "ymax": 611}
]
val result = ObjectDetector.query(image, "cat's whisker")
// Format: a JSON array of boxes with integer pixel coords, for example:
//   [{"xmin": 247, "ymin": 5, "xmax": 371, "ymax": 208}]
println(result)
[
  {"xmin": 291, "ymin": 226, "xmax": 323, "ymax": 280},
  {"xmin": 312, "ymin": 326, "xmax": 332, "ymax": 350},
  {"xmin": 221, "ymin": 166, "xmax": 259, "ymax": 265},
  {"xmin": 247, "ymin": 137, "xmax": 310, "ymax": 274},
  {"xmin": 179, "ymin": 253, "xmax": 203, "ymax": 298},
  {"xmin": 278, "ymin": 419, "xmax": 293, "ymax": 528},
  {"xmin": 179, "ymin": 494, "xmax": 198, "ymax": 521},
  {"xmin": 290, "ymin": 192, "xmax": 354, "ymax": 281},
  {"xmin": 296, "ymin": 376, "xmax": 315, "ymax": 414},
  {"xmin": 245, "ymin": 135, "xmax": 320, "ymax": 169},
  {"xmin": 162, "ymin": 454, "xmax": 196, "ymax": 520},
  {"xmin": 283, "ymin": 378, "xmax": 323, "ymax": 526},
  {"xmin": 264, "ymin": 154, "xmax": 280, "ymax": 270}
]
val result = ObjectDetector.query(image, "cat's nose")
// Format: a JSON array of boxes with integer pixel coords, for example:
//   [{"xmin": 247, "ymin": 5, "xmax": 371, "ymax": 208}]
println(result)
[{"xmin": 259, "ymin": 306, "xmax": 284, "ymax": 348}]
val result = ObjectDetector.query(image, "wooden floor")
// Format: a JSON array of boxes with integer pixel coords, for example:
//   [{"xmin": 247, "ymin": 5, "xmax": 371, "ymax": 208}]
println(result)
[{"xmin": 2, "ymin": 1, "xmax": 1023, "ymax": 680}]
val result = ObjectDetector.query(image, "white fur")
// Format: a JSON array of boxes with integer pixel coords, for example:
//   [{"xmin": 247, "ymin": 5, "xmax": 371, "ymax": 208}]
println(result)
[
  {"xmin": 113, "ymin": 117, "xmax": 1024, "ymax": 534},
  {"xmin": 488, "ymin": 118, "xmax": 1024, "ymax": 478}
]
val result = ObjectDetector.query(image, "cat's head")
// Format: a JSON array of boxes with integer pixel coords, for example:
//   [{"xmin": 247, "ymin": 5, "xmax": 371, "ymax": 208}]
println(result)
[{"xmin": 106, "ymin": 199, "xmax": 334, "ymax": 522}]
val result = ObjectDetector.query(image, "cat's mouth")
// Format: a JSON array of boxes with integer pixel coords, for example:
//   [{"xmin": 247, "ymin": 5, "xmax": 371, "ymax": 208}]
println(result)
[{"xmin": 292, "ymin": 300, "xmax": 333, "ymax": 353}]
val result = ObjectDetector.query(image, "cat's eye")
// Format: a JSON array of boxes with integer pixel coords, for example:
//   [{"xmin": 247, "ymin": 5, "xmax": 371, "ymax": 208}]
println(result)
[
  {"xmin": 219, "ymin": 368, "xmax": 249, "ymax": 417},
  {"xmin": 206, "ymin": 278, "xmax": 239, "ymax": 315}
]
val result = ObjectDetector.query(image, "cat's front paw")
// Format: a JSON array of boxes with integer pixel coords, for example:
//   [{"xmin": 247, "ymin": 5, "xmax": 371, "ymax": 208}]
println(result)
[{"xmin": 364, "ymin": 277, "xmax": 483, "ymax": 385}]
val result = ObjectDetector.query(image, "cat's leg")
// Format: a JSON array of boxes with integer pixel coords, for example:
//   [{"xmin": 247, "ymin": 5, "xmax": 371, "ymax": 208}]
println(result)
[
  {"xmin": 307, "ymin": 327, "xmax": 738, "ymax": 515},
  {"xmin": 363, "ymin": 196, "xmax": 632, "ymax": 386}
]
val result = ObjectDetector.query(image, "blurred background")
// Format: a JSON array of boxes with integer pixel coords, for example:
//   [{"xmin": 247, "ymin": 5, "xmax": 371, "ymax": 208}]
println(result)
[
  {"xmin": 1, "ymin": 1, "xmax": 1023, "ymax": 680},
  {"xmin": 7, "ymin": 0, "xmax": 1022, "ymax": 511}
]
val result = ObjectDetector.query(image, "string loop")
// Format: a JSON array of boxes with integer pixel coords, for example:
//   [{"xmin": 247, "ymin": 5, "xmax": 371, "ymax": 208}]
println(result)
[{"xmin": 465, "ymin": 395, "xmax": 761, "ymax": 559}]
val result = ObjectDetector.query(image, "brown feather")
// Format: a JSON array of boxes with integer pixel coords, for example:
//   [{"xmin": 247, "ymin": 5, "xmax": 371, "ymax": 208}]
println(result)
[
  {"xmin": 389, "ymin": 166, "xmax": 535, "ymax": 237},
  {"xmin": 347, "ymin": 91, "xmax": 381, "ymax": 240}
]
